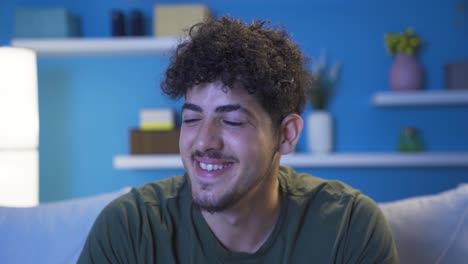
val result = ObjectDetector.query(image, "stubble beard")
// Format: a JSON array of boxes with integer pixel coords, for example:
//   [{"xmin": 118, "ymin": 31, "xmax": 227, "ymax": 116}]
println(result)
[{"xmin": 191, "ymin": 179, "xmax": 250, "ymax": 214}]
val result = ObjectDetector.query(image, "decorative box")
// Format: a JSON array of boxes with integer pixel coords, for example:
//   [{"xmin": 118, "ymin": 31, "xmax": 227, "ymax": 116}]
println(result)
[
  {"xmin": 14, "ymin": 8, "xmax": 80, "ymax": 38},
  {"xmin": 445, "ymin": 61, "xmax": 468, "ymax": 90},
  {"xmin": 153, "ymin": 4, "xmax": 211, "ymax": 36},
  {"xmin": 130, "ymin": 129, "xmax": 180, "ymax": 154}
]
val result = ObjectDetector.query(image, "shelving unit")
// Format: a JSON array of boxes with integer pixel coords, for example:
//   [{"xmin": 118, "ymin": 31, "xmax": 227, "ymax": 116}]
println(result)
[
  {"xmin": 372, "ymin": 90, "xmax": 468, "ymax": 106},
  {"xmin": 113, "ymin": 152, "xmax": 468, "ymax": 170},
  {"xmin": 16, "ymin": 38, "xmax": 467, "ymax": 171},
  {"xmin": 11, "ymin": 36, "xmax": 183, "ymax": 56}
]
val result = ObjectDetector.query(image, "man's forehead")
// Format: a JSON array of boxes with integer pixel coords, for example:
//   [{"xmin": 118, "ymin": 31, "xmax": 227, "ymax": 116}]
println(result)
[
  {"xmin": 187, "ymin": 81, "xmax": 231, "ymax": 95},
  {"xmin": 185, "ymin": 82, "xmax": 249, "ymax": 104}
]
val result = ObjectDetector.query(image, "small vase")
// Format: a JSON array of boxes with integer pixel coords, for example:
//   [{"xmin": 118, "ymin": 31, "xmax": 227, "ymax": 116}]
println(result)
[
  {"xmin": 389, "ymin": 53, "xmax": 423, "ymax": 92},
  {"xmin": 307, "ymin": 110, "xmax": 333, "ymax": 154}
]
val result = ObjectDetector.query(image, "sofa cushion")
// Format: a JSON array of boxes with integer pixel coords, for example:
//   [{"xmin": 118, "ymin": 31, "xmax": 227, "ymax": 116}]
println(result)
[
  {"xmin": 0, "ymin": 187, "xmax": 130, "ymax": 264},
  {"xmin": 379, "ymin": 184, "xmax": 468, "ymax": 264}
]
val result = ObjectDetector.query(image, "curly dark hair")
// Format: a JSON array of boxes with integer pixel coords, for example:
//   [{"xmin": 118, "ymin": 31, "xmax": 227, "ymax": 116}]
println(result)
[{"xmin": 161, "ymin": 17, "xmax": 312, "ymax": 127}]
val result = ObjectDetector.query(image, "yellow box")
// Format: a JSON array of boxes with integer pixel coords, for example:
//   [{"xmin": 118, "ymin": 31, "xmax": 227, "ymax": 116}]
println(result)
[
  {"xmin": 140, "ymin": 122, "xmax": 174, "ymax": 131},
  {"xmin": 154, "ymin": 4, "xmax": 211, "ymax": 36}
]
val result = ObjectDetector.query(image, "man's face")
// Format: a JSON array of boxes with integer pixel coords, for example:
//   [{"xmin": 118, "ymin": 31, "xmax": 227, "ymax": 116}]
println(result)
[{"xmin": 180, "ymin": 81, "xmax": 279, "ymax": 213}]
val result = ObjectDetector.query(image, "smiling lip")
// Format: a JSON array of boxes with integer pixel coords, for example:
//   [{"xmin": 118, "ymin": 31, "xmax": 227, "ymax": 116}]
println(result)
[{"xmin": 193, "ymin": 158, "xmax": 234, "ymax": 182}]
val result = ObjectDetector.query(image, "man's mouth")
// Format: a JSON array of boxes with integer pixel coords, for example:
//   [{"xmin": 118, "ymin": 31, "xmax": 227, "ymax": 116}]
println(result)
[{"xmin": 199, "ymin": 161, "xmax": 233, "ymax": 171}]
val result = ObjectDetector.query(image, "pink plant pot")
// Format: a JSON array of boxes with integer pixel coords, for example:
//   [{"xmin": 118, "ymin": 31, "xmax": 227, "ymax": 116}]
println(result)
[{"xmin": 389, "ymin": 53, "xmax": 424, "ymax": 91}]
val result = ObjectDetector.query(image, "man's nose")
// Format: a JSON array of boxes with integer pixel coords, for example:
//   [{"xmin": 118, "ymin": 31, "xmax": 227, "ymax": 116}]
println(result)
[{"xmin": 195, "ymin": 120, "xmax": 223, "ymax": 152}]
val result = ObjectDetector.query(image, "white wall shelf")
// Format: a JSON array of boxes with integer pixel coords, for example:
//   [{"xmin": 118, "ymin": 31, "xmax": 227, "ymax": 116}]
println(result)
[
  {"xmin": 113, "ymin": 152, "xmax": 468, "ymax": 170},
  {"xmin": 11, "ymin": 36, "xmax": 183, "ymax": 56},
  {"xmin": 372, "ymin": 91, "xmax": 468, "ymax": 106}
]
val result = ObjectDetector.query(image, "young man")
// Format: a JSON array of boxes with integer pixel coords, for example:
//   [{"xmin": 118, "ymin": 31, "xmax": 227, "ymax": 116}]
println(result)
[{"xmin": 78, "ymin": 17, "xmax": 398, "ymax": 263}]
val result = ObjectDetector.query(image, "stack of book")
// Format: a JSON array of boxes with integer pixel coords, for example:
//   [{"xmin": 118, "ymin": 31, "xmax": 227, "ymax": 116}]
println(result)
[{"xmin": 130, "ymin": 109, "xmax": 179, "ymax": 154}]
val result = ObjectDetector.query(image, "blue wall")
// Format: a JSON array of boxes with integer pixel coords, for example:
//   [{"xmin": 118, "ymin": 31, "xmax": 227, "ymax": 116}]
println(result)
[{"xmin": 1, "ymin": 0, "xmax": 467, "ymax": 203}]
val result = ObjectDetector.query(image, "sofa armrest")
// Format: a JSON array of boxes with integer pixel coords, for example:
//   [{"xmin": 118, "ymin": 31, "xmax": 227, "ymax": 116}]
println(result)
[
  {"xmin": 379, "ymin": 184, "xmax": 468, "ymax": 264},
  {"xmin": 0, "ymin": 187, "xmax": 131, "ymax": 264}
]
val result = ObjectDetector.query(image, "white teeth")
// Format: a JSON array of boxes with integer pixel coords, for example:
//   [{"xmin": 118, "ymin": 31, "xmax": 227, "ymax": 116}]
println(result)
[{"xmin": 200, "ymin": 162, "xmax": 225, "ymax": 171}]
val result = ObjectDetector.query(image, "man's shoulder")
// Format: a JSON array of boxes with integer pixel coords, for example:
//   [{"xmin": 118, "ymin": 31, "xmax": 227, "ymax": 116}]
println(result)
[
  {"xmin": 279, "ymin": 166, "xmax": 360, "ymax": 202},
  {"xmin": 279, "ymin": 166, "xmax": 382, "ymax": 216},
  {"xmin": 278, "ymin": 167, "xmax": 398, "ymax": 262},
  {"xmin": 78, "ymin": 176, "xmax": 189, "ymax": 263},
  {"xmin": 101, "ymin": 175, "xmax": 188, "ymax": 217},
  {"xmin": 138, "ymin": 175, "xmax": 188, "ymax": 203}
]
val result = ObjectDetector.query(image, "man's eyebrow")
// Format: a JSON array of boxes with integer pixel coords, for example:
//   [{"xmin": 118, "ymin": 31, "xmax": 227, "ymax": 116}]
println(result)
[
  {"xmin": 182, "ymin": 103, "xmax": 254, "ymax": 117},
  {"xmin": 215, "ymin": 104, "xmax": 253, "ymax": 117},
  {"xmin": 182, "ymin": 103, "xmax": 203, "ymax": 112}
]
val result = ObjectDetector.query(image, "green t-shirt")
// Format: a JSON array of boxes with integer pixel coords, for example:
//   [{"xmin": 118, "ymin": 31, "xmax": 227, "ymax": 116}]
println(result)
[{"xmin": 78, "ymin": 167, "xmax": 398, "ymax": 263}]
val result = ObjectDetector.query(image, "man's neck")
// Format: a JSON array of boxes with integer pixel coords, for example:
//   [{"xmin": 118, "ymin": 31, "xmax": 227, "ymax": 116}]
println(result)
[{"xmin": 201, "ymin": 175, "xmax": 281, "ymax": 253}]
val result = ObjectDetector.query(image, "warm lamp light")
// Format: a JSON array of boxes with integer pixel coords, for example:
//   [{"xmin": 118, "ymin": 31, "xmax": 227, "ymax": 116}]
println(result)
[{"xmin": 0, "ymin": 47, "xmax": 39, "ymax": 207}]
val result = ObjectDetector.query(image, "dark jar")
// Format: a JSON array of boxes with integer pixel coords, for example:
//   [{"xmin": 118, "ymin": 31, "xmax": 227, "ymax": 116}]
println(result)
[
  {"xmin": 398, "ymin": 127, "xmax": 424, "ymax": 152},
  {"xmin": 111, "ymin": 10, "xmax": 126, "ymax": 37},
  {"xmin": 130, "ymin": 10, "xmax": 144, "ymax": 36}
]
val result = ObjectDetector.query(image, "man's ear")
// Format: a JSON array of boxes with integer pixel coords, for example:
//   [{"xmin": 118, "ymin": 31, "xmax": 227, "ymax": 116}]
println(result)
[{"xmin": 278, "ymin": 114, "xmax": 303, "ymax": 155}]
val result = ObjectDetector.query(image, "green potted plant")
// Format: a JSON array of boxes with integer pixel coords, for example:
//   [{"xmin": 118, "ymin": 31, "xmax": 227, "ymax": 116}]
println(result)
[
  {"xmin": 308, "ymin": 65, "xmax": 339, "ymax": 110},
  {"xmin": 385, "ymin": 28, "xmax": 422, "ymax": 56},
  {"xmin": 306, "ymin": 53, "xmax": 340, "ymax": 154},
  {"xmin": 384, "ymin": 28, "xmax": 424, "ymax": 91}
]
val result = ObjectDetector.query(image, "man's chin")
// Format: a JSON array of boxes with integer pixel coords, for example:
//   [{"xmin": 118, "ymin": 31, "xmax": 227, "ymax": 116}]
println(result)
[
  {"xmin": 191, "ymin": 190, "xmax": 242, "ymax": 214},
  {"xmin": 192, "ymin": 196, "xmax": 222, "ymax": 214}
]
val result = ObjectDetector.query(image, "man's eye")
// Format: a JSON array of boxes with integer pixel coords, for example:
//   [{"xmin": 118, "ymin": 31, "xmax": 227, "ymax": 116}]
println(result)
[
  {"xmin": 223, "ymin": 120, "xmax": 242, "ymax": 126},
  {"xmin": 183, "ymin": 119, "xmax": 200, "ymax": 124}
]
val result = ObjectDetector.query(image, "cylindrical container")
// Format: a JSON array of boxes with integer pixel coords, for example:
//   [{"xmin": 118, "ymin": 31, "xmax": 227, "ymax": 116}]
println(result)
[
  {"xmin": 0, "ymin": 47, "xmax": 39, "ymax": 149},
  {"xmin": 445, "ymin": 61, "xmax": 468, "ymax": 90},
  {"xmin": 111, "ymin": 10, "xmax": 125, "ymax": 36},
  {"xmin": 130, "ymin": 10, "xmax": 144, "ymax": 36},
  {"xmin": 307, "ymin": 110, "xmax": 333, "ymax": 154}
]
